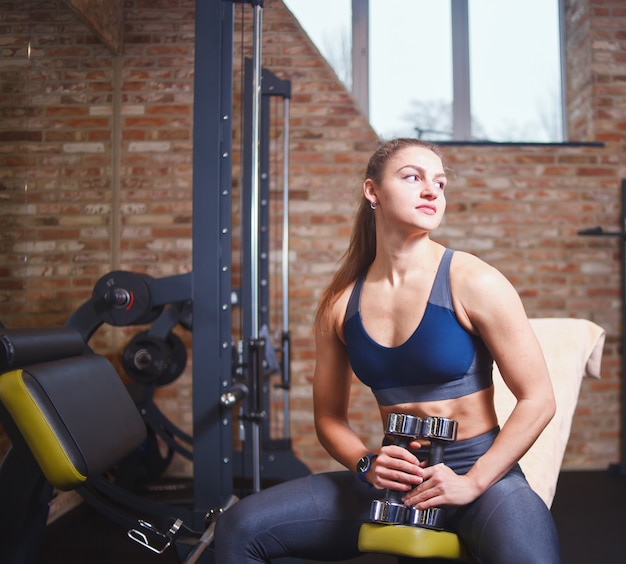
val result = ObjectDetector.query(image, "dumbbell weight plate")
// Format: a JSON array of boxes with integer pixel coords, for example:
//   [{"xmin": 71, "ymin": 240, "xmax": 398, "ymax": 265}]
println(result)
[
  {"xmin": 122, "ymin": 331, "xmax": 187, "ymax": 387},
  {"xmin": 370, "ymin": 499, "xmax": 408, "ymax": 525},
  {"xmin": 420, "ymin": 416, "xmax": 458, "ymax": 442},
  {"xmin": 386, "ymin": 413, "xmax": 422, "ymax": 437},
  {"xmin": 92, "ymin": 271, "xmax": 163, "ymax": 327},
  {"xmin": 406, "ymin": 506, "xmax": 447, "ymax": 530}
]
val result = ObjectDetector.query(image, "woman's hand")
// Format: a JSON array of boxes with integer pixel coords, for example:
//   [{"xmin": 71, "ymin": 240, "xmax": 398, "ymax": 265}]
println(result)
[
  {"xmin": 401, "ymin": 463, "xmax": 483, "ymax": 509},
  {"xmin": 369, "ymin": 443, "xmax": 426, "ymax": 490}
]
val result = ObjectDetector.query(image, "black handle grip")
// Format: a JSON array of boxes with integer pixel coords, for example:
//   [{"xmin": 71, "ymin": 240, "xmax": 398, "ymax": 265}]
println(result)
[{"xmin": 429, "ymin": 441, "xmax": 445, "ymax": 466}]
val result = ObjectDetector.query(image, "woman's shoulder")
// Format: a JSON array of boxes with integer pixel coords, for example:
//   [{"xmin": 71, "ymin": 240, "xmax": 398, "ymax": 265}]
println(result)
[
  {"xmin": 448, "ymin": 250, "xmax": 522, "ymax": 331},
  {"xmin": 449, "ymin": 250, "xmax": 511, "ymax": 293},
  {"xmin": 316, "ymin": 279, "xmax": 359, "ymax": 340},
  {"xmin": 332, "ymin": 280, "xmax": 358, "ymax": 321},
  {"xmin": 450, "ymin": 249, "xmax": 497, "ymax": 274}
]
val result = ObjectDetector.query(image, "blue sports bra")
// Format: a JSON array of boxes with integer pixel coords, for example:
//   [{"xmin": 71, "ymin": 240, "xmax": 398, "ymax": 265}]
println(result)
[{"xmin": 343, "ymin": 249, "xmax": 493, "ymax": 405}]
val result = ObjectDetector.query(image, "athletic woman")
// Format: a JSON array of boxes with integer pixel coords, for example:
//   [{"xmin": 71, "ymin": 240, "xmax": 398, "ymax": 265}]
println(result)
[{"xmin": 214, "ymin": 138, "xmax": 561, "ymax": 563}]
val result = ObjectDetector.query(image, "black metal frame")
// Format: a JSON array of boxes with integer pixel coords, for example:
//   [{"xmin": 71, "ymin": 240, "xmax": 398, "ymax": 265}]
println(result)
[{"xmin": 190, "ymin": 0, "xmax": 236, "ymax": 526}]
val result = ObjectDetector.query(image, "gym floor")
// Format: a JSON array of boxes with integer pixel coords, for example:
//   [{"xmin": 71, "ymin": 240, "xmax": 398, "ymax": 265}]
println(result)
[{"xmin": 41, "ymin": 470, "xmax": 626, "ymax": 564}]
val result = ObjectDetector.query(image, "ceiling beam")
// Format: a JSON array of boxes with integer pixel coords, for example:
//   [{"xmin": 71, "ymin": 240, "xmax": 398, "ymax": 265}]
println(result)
[{"xmin": 64, "ymin": 0, "xmax": 123, "ymax": 55}]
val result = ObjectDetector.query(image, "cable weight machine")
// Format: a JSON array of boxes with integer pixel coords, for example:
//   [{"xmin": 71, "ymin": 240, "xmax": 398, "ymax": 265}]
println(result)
[
  {"xmin": 0, "ymin": 2, "xmax": 308, "ymax": 562},
  {"xmin": 71, "ymin": 0, "xmax": 308, "ymax": 531},
  {"xmin": 235, "ymin": 55, "xmax": 308, "ymax": 493}
]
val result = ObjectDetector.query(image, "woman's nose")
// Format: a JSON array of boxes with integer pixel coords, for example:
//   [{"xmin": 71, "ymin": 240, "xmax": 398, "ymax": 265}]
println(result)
[{"xmin": 421, "ymin": 181, "xmax": 439, "ymax": 198}]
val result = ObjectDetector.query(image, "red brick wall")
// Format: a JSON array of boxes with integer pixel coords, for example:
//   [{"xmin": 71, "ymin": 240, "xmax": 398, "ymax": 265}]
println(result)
[
  {"xmin": 1, "ymin": 0, "xmax": 625, "ymax": 495},
  {"xmin": 559, "ymin": 0, "xmax": 626, "ymax": 464},
  {"xmin": 0, "ymin": 0, "xmax": 197, "ymax": 473}
]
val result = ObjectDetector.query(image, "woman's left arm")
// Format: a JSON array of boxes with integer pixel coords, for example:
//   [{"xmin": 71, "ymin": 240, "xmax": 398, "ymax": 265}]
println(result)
[{"xmin": 406, "ymin": 253, "xmax": 555, "ymax": 509}]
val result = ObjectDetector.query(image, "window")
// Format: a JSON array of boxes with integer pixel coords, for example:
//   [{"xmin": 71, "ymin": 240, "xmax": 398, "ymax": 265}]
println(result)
[
  {"xmin": 284, "ymin": 0, "xmax": 564, "ymax": 143},
  {"xmin": 370, "ymin": 0, "xmax": 453, "ymax": 140},
  {"xmin": 468, "ymin": 0, "xmax": 563, "ymax": 142}
]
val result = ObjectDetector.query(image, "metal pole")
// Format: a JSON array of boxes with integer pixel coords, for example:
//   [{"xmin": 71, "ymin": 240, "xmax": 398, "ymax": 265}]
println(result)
[
  {"xmin": 281, "ymin": 97, "xmax": 291, "ymax": 439},
  {"xmin": 249, "ymin": 1, "xmax": 263, "ymax": 493},
  {"xmin": 250, "ymin": 3, "xmax": 262, "ymax": 342},
  {"xmin": 281, "ymin": 97, "xmax": 290, "ymax": 340}
]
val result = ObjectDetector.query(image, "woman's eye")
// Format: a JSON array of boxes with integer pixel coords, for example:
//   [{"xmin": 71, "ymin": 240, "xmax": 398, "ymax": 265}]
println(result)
[
  {"xmin": 435, "ymin": 181, "xmax": 445, "ymax": 190},
  {"xmin": 405, "ymin": 174, "xmax": 419, "ymax": 182}
]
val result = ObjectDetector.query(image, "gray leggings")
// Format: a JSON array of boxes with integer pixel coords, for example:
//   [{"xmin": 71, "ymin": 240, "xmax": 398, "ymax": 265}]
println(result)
[{"xmin": 214, "ymin": 428, "xmax": 560, "ymax": 563}]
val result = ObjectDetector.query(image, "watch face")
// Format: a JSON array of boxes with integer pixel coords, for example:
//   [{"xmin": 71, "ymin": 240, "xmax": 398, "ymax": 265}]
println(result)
[{"xmin": 357, "ymin": 455, "xmax": 370, "ymax": 473}]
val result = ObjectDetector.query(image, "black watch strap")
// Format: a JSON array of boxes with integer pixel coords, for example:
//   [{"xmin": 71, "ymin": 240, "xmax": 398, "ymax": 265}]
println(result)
[{"xmin": 356, "ymin": 453, "xmax": 377, "ymax": 482}]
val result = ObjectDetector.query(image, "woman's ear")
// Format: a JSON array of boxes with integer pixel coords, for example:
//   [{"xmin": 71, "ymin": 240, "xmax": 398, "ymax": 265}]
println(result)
[{"xmin": 363, "ymin": 178, "xmax": 378, "ymax": 208}]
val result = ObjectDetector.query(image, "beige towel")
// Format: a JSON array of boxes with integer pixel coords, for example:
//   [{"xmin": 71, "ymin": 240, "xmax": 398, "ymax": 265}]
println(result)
[{"xmin": 493, "ymin": 318, "xmax": 606, "ymax": 507}]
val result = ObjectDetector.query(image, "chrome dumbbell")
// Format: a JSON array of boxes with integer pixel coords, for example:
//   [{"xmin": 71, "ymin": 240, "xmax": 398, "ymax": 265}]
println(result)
[
  {"xmin": 370, "ymin": 413, "xmax": 423, "ymax": 524},
  {"xmin": 405, "ymin": 416, "xmax": 458, "ymax": 530}
]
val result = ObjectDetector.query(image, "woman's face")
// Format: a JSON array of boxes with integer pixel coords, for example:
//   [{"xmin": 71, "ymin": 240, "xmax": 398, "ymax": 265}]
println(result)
[{"xmin": 365, "ymin": 145, "xmax": 447, "ymax": 234}]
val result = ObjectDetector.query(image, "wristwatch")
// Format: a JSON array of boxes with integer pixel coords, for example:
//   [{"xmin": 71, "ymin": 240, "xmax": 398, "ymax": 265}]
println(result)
[{"xmin": 356, "ymin": 453, "xmax": 377, "ymax": 483}]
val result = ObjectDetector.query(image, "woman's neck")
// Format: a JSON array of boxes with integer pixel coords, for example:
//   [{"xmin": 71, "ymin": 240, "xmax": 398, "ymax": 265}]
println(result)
[{"xmin": 370, "ymin": 236, "xmax": 441, "ymax": 287}]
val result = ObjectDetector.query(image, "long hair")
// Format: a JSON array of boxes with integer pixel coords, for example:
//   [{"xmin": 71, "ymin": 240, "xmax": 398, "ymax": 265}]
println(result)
[{"xmin": 314, "ymin": 138, "xmax": 444, "ymax": 331}]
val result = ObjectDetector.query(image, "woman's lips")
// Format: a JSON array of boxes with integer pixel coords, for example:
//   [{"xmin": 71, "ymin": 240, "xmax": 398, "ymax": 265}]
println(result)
[{"xmin": 416, "ymin": 205, "xmax": 436, "ymax": 215}]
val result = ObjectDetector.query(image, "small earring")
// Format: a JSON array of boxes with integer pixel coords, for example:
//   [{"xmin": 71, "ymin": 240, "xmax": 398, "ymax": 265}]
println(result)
[{"xmin": 370, "ymin": 200, "xmax": 378, "ymax": 210}]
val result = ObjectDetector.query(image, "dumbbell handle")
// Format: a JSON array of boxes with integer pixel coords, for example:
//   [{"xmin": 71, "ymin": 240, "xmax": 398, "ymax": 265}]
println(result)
[
  {"xmin": 390, "ymin": 432, "xmax": 445, "ymax": 507},
  {"xmin": 429, "ymin": 441, "xmax": 445, "ymax": 466},
  {"xmin": 386, "ymin": 412, "xmax": 421, "ymax": 503},
  {"xmin": 385, "ymin": 434, "xmax": 412, "ymax": 504}
]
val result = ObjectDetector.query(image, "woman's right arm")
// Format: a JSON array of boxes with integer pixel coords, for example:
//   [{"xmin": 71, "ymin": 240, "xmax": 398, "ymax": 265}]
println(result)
[
  {"xmin": 313, "ymin": 307, "xmax": 368, "ymax": 471},
  {"xmin": 312, "ymin": 300, "xmax": 423, "ymax": 489}
]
